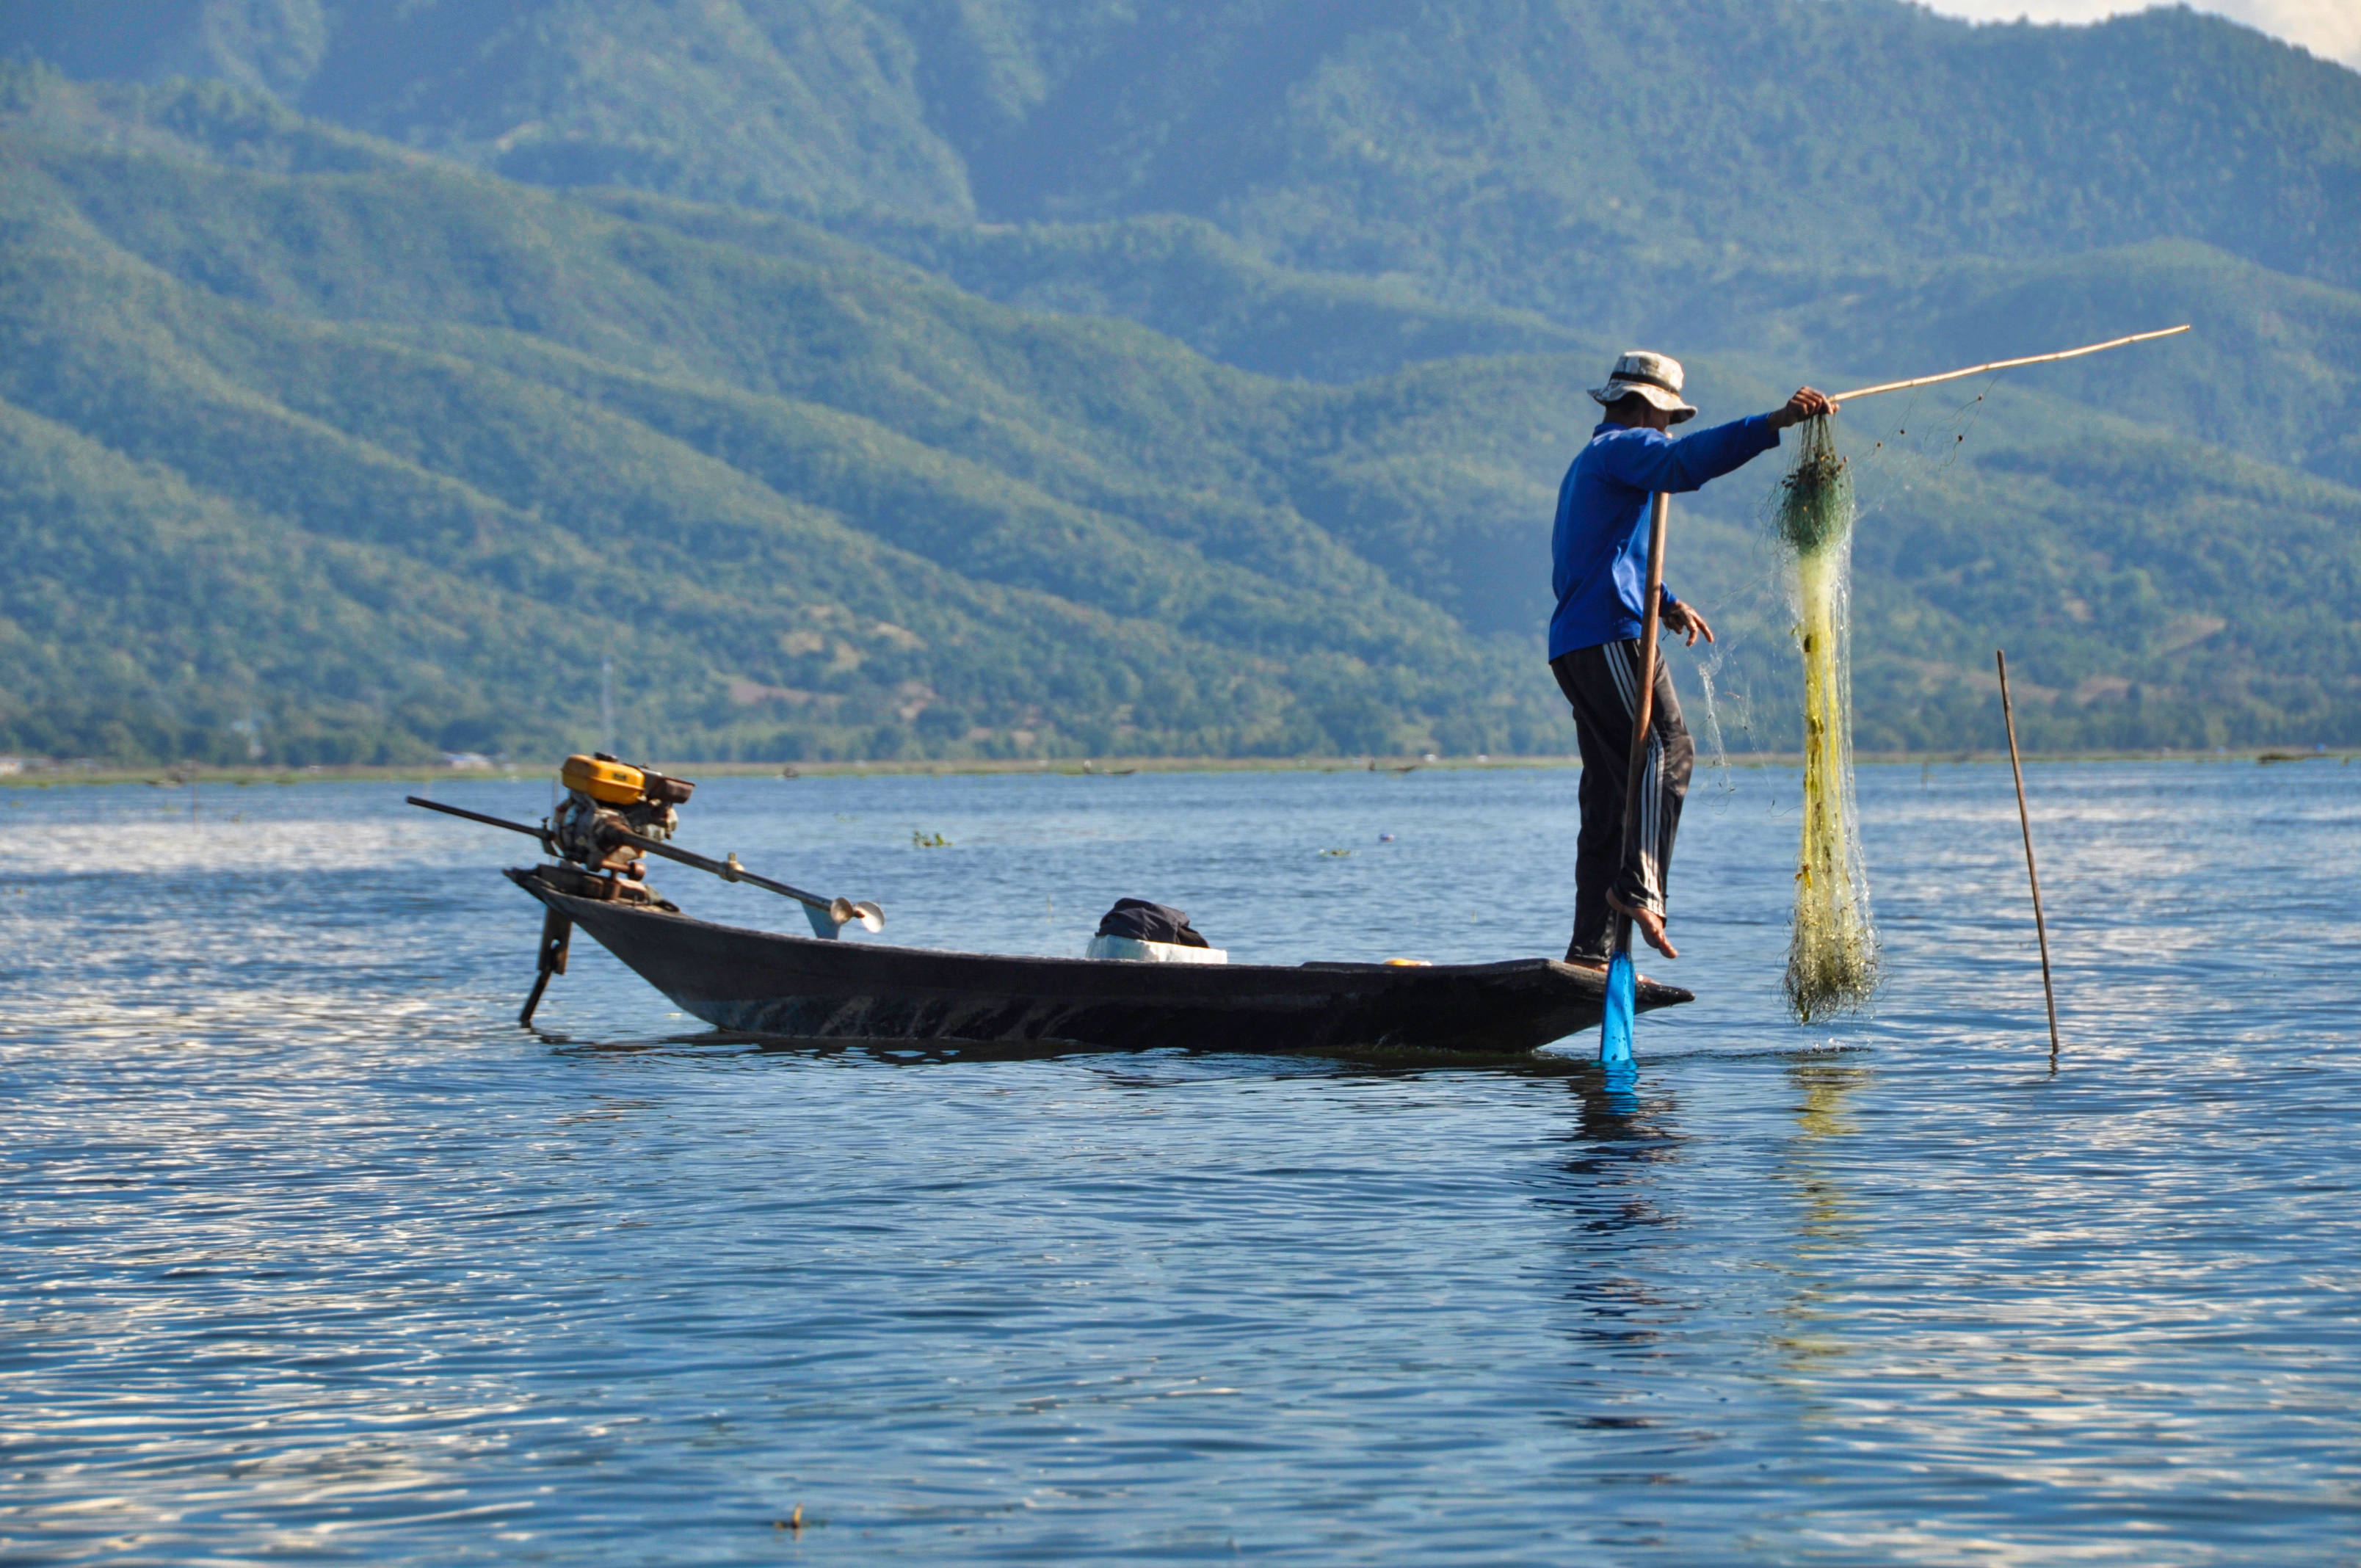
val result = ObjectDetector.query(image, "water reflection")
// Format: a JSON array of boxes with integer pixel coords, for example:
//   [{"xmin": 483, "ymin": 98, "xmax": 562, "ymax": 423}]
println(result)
[
  {"xmin": 1770, "ymin": 1059, "xmax": 1871, "ymax": 1381},
  {"xmin": 1537, "ymin": 1069, "xmax": 1689, "ymax": 1360}
]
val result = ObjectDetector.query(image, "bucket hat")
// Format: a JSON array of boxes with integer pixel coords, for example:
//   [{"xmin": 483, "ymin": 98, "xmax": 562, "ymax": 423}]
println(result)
[{"xmin": 1589, "ymin": 349, "xmax": 1697, "ymax": 424}]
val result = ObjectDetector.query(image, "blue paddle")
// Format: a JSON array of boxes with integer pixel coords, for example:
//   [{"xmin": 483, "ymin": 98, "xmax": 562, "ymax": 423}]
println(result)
[
  {"xmin": 1600, "ymin": 492, "xmax": 1672, "ymax": 1068},
  {"xmin": 1601, "ymin": 942, "xmax": 1636, "ymax": 1067}
]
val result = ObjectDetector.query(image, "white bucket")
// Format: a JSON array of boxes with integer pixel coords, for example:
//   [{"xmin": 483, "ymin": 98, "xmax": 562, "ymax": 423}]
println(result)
[{"xmin": 1084, "ymin": 934, "xmax": 1229, "ymax": 965}]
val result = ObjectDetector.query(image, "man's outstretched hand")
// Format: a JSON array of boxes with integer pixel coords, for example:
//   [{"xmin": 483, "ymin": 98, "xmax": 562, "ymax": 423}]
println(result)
[
  {"xmin": 1664, "ymin": 599, "xmax": 1713, "ymax": 647},
  {"xmin": 1769, "ymin": 386, "xmax": 1839, "ymax": 430}
]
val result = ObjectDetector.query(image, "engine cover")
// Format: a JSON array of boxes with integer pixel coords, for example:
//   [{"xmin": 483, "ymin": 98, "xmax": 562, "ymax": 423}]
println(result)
[{"xmin": 551, "ymin": 754, "xmax": 694, "ymax": 871}]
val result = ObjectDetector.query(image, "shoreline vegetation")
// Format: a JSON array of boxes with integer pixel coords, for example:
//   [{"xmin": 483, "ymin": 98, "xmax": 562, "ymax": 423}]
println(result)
[{"xmin": 5, "ymin": 750, "xmax": 2347, "ymax": 791}]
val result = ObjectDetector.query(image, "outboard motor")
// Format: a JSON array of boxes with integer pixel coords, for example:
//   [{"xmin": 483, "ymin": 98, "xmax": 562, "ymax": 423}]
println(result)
[
  {"xmin": 551, "ymin": 752, "xmax": 696, "ymax": 876},
  {"xmin": 403, "ymin": 753, "xmax": 878, "ymax": 1030}
]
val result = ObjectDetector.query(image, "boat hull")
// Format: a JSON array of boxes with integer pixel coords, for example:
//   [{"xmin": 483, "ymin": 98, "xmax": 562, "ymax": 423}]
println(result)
[{"xmin": 512, "ymin": 868, "xmax": 1691, "ymax": 1055}]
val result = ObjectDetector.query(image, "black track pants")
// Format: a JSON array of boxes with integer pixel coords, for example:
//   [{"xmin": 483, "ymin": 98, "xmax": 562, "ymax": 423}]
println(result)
[{"xmin": 1551, "ymin": 639, "xmax": 1694, "ymax": 962}]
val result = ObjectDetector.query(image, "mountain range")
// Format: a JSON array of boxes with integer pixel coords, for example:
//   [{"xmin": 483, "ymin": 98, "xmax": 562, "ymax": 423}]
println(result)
[{"xmin": 2, "ymin": 1, "xmax": 2357, "ymax": 763}]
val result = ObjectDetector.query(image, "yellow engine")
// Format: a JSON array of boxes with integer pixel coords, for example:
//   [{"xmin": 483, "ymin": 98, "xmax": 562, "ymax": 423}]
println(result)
[
  {"xmin": 551, "ymin": 752, "xmax": 696, "ymax": 873},
  {"xmin": 561, "ymin": 753, "xmax": 659, "ymax": 805}
]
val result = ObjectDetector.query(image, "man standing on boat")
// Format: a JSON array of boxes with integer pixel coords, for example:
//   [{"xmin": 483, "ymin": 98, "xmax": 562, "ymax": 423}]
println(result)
[{"xmin": 1552, "ymin": 351, "xmax": 1836, "ymax": 965}]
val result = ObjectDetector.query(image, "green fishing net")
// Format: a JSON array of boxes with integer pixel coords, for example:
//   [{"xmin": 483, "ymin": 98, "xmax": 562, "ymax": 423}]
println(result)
[{"xmin": 1776, "ymin": 416, "xmax": 1880, "ymax": 1021}]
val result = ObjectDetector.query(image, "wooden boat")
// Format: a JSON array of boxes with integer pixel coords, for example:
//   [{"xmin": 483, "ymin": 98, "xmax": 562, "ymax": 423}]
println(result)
[{"xmin": 509, "ymin": 864, "xmax": 1691, "ymax": 1056}]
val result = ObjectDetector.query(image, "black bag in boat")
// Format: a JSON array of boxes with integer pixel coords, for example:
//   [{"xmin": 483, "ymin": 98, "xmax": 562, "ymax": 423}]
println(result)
[{"xmin": 1095, "ymin": 898, "xmax": 1211, "ymax": 948}]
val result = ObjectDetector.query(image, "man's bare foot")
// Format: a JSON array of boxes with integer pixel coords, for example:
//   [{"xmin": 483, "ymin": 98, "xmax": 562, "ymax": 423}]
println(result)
[
  {"xmin": 1562, "ymin": 954, "xmax": 1609, "ymax": 973},
  {"xmin": 1606, "ymin": 891, "xmax": 1678, "ymax": 959}
]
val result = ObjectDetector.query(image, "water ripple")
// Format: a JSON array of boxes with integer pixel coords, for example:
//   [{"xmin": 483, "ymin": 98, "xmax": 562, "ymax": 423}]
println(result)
[{"xmin": 4, "ymin": 764, "xmax": 2357, "ymax": 1562}]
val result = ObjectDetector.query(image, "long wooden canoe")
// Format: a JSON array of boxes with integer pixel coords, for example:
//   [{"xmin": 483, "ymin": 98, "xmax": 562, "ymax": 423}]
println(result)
[{"xmin": 509, "ymin": 865, "xmax": 1690, "ymax": 1056}]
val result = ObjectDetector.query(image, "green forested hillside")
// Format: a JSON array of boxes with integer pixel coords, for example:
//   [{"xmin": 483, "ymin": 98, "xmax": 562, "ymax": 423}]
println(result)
[
  {"xmin": 3, "ymin": 3, "xmax": 2360, "ymax": 763},
  {"xmin": 606, "ymin": 195, "xmax": 1593, "ymax": 385},
  {"xmin": 0, "ymin": 96, "xmax": 1570, "ymax": 762},
  {"xmin": 12, "ymin": 0, "xmax": 2355, "ymax": 312}
]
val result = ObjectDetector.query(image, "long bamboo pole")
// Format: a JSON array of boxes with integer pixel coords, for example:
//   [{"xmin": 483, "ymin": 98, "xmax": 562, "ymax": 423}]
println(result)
[
  {"xmin": 1620, "ymin": 493, "xmax": 1672, "ymax": 832},
  {"xmin": 1605, "ymin": 493, "xmax": 1680, "ymax": 982},
  {"xmin": 1596, "ymin": 492, "xmax": 1673, "ymax": 1068},
  {"xmin": 1613, "ymin": 492, "xmax": 1672, "ymax": 954},
  {"xmin": 1995, "ymin": 651, "xmax": 2061, "ymax": 1067},
  {"xmin": 1832, "ymin": 325, "xmax": 2189, "ymax": 404}
]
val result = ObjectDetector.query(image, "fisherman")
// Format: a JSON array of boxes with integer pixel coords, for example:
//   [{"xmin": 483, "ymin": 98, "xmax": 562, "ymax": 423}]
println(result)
[{"xmin": 1552, "ymin": 351, "xmax": 1837, "ymax": 965}]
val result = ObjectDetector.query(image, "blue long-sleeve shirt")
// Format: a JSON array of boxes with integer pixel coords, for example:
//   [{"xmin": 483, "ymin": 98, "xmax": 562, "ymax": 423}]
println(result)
[{"xmin": 1549, "ymin": 414, "xmax": 1782, "ymax": 658}]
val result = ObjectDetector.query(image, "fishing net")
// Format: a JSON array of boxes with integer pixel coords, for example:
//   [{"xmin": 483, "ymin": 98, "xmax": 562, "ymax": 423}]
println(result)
[{"xmin": 1774, "ymin": 416, "xmax": 1879, "ymax": 1021}]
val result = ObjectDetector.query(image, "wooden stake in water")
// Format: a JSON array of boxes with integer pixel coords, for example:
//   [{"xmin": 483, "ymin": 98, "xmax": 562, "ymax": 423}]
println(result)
[{"xmin": 1995, "ymin": 650, "xmax": 2061, "ymax": 1066}]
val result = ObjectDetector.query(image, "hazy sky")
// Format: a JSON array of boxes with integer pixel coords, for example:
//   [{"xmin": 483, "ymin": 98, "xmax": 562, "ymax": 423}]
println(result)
[{"xmin": 1922, "ymin": 1, "xmax": 2361, "ymax": 68}]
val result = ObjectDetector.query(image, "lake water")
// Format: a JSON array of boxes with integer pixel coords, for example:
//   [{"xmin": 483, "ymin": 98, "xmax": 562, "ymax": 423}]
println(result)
[{"xmin": 4, "ymin": 760, "xmax": 2357, "ymax": 1564}]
